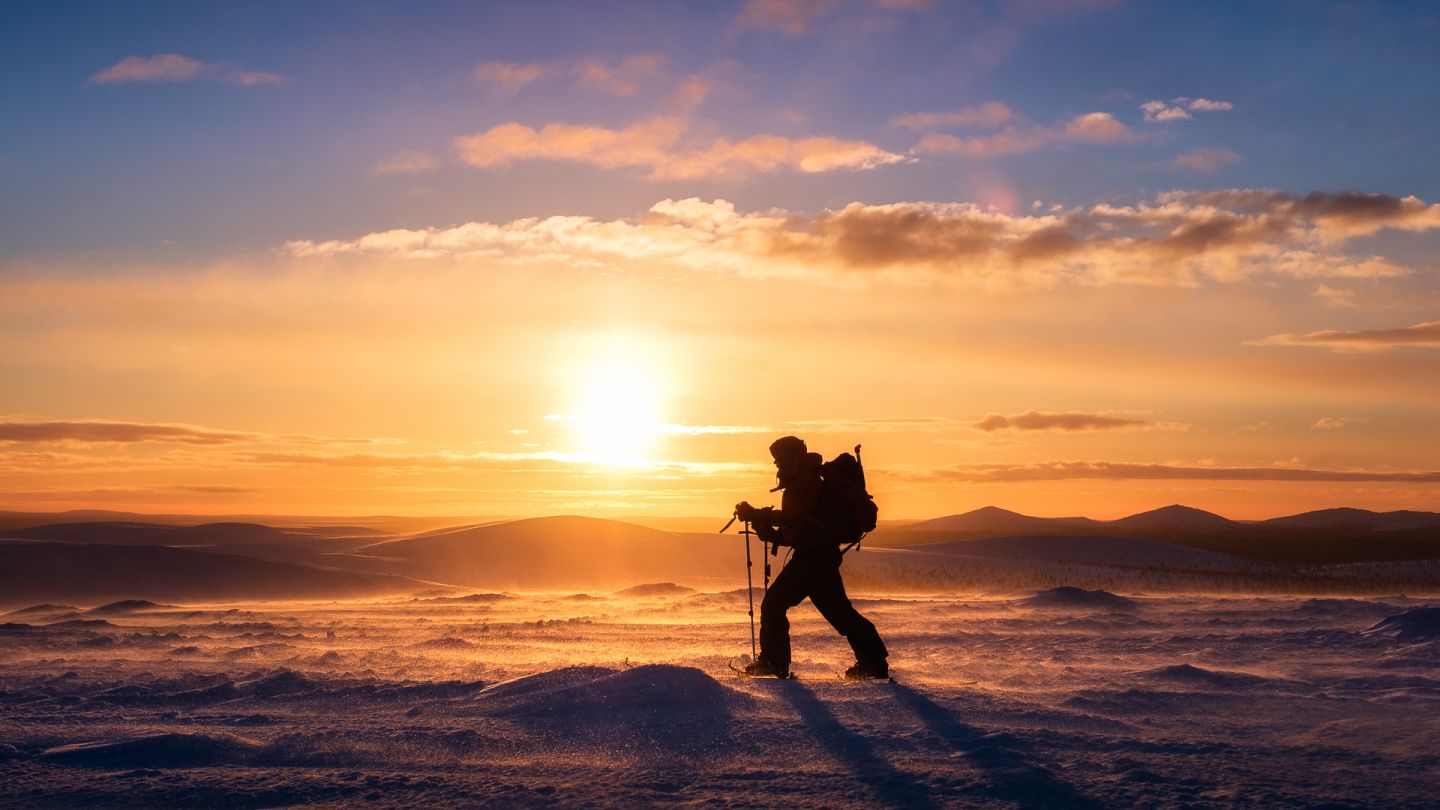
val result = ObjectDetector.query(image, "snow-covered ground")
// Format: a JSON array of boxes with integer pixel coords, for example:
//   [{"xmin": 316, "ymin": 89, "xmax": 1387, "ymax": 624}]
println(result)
[{"xmin": 2, "ymin": 588, "xmax": 1437, "ymax": 808}]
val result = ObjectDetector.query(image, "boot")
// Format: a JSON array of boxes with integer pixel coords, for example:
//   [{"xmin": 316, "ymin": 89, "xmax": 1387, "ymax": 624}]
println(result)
[
  {"xmin": 844, "ymin": 659, "xmax": 889, "ymax": 680},
  {"xmin": 744, "ymin": 656, "xmax": 789, "ymax": 678}
]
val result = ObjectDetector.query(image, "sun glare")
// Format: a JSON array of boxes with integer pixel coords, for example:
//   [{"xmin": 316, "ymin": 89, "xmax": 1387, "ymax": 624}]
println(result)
[{"xmin": 565, "ymin": 340, "xmax": 666, "ymax": 464}]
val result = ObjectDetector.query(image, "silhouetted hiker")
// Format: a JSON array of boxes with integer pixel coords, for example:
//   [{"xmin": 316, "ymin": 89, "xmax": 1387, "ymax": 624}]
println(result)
[{"xmin": 734, "ymin": 435, "xmax": 889, "ymax": 679}]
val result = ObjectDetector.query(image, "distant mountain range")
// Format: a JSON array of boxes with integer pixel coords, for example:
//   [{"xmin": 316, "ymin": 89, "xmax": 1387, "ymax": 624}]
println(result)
[
  {"xmin": 1259, "ymin": 507, "xmax": 1440, "ymax": 531},
  {"xmin": 0, "ymin": 509, "xmax": 500, "ymax": 535},
  {"xmin": 0, "ymin": 505, "xmax": 1437, "ymax": 605},
  {"xmin": 873, "ymin": 504, "xmax": 1440, "ymax": 565},
  {"xmin": 902, "ymin": 504, "xmax": 1440, "ymax": 533}
]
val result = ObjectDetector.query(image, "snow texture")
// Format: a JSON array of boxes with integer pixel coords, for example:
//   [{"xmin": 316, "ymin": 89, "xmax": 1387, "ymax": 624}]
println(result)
[{"xmin": 0, "ymin": 588, "xmax": 1436, "ymax": 807}]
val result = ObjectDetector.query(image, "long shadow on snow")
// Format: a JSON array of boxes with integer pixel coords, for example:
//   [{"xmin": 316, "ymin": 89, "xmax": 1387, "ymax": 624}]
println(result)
[
  {"xmin": 888, "ymin": 683, "xmax": 1107, "ymax": 809},
  {"xmin": 777, "ymin": 680, "xmax": 940, "ymax": 810}
]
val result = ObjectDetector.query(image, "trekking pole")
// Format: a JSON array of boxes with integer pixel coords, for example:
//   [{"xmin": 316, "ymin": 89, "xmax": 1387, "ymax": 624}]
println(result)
[
  {"xmin": 742, "ymin": 521, "xmax": 757, "ymax": 659},
  {"xmin": 719, "ymin": 513, "xmax": 759, "ymax": 660}
]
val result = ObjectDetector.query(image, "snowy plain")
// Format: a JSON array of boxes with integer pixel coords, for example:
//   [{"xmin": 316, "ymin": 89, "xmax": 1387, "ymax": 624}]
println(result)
[{"xmin": 2, "ymin": 587, "xmax": 1438, "ymax": 808}]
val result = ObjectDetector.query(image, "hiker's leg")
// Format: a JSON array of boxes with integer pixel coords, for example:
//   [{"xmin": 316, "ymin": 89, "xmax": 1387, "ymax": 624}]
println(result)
[
  {"xmin": 759, "ymin": 558, "xmax": 809, "ymax": 674},
  {"xmin": 807, "ymin": 556, "xmax": 888, "ymax": 665}
]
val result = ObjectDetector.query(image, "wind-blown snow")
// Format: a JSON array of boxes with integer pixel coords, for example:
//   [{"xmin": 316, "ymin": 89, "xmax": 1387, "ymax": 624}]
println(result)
[{"xmin": 0, "ymin": 589, "xmax": 1436, "ymax": 806}]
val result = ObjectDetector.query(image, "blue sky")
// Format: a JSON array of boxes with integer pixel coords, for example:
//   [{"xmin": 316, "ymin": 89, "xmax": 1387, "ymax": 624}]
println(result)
[
  {"xmin": 2, "ymin": 1, "xmax": 1439, "ymax": 518},
  {"xmin": 4, "ymin": 1, "xmax": 1438, "ymax": 261}
]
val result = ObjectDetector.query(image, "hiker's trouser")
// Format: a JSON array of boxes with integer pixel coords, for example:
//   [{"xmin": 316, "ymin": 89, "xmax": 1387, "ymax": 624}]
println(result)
[{"xmin": 759, "ymin": 548, "xmax": 888, "ymax": 673}]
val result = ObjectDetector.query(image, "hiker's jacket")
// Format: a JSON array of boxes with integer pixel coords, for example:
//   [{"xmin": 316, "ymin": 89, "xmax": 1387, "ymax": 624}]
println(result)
[{"xmin": 774, "ymin": 451, "xmax": 825, "ymax": 549}]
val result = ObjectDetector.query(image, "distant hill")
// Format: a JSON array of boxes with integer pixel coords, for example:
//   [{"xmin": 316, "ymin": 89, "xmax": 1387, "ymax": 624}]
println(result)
[
  {"xmin": 1263, "ymin": 508, "xmax": 1440, "ymax": 531},
  {"xmin": 1108, "ymin": 504, "xmax": 1239, "ymax": 531},
  {"xmin": 0, "ymin": 521, "xmax": 381, "ymax": 551},
  {"xmin": 0, "ymin": 541, "xmax": 427, "ymax": 606},
  {"xmin": 0, "ymin": 509, "xmax": 502, "ymax": 535},
  {"xmin": 356, "ymin": 515, "xmax": 738, "ymax": 590},
  {"xmin": 904, "ymin": 506, "xmax": 1101, "ymax": 534}
]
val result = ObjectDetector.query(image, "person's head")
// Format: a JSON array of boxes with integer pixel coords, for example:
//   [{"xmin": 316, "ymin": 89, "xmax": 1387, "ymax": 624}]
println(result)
[{"xmin": 768, "ymin": 435, "xmax": 808, "ymax": 475}]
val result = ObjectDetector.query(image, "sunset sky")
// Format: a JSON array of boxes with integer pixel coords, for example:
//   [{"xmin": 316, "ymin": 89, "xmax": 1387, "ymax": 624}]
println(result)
[{"xmin": 2, "ymin": 1, "xmax": 1438, "ymax": 520}]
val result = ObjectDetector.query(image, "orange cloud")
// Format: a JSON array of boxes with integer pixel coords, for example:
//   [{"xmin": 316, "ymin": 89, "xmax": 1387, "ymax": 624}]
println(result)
[
  {"xmin": 913, "ymin": 460, "xmax": 1440, "ymax": 483},
  {"xmin": 371, "ymin": 150, "xmax": 438, "ymax": 175},
  {"xmin": 1064, "ymin": 112, "xmax": 1133, "ymax": 142},
  {"xmin": 1188, "ymin": 98, "xmax": 1234, "ymax": 112},
  {"xmin": 233, "ymin": 449, "xmax": 761, "ymax": 477},
  {"xmin": 737, "ymin": 0, "xmax": 839, "ymax": 34},
  {"xmin": 452, "ymin": 117, "xmax": 905, "ymax": 180},
  {"xmin": 1312, "ymin": 283, "xmax": 1359, "ymax": 309},
  {"xmin": 89, "ymin": 54, "xmax": 283, "ymax": 86},
  {"xmin": 473, "ymin": 54, "xmax": 671, "ymax": 98},
  {"xmin": 288, "ymin": 191, "xmax": 1439, "ymax": 287},
  {"xmin": 0, "ymin": 419, "xmax": 388, "ymax": 446},
  {"xmin": 1252, "ymin": 321, "xmax": 1440, "ymax": 352},
  {"xmin": 473, "ymin": 61, "xmax": 557, "ymax": 93},
  {"xmin": 973, "ymin": 411, "xmax": 1188, "ymax": 432},
  {"xmin": 916, "ymin": 112, "xmax": 1136, "ymax": 158},
  {"xmin": 1311, "ymin": 417, "xmax": 1367, "ymax": 430},
  {"xmin": 0, "ymin": 419, "xmax": 257, "ymax": 445},
  {"xmin": 574, "ymin": 53, "xmax": 665, "ymax": 96},
  {"xmin": 1173, "ymin": 147, "xmax": 1241, "ymax": 174}
]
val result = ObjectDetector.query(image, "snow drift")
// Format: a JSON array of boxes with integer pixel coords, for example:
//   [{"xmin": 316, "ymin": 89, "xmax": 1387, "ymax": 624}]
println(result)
[{"xmin": 1363, "ymin": 606, "xmax": 1440, "ymax": 642}]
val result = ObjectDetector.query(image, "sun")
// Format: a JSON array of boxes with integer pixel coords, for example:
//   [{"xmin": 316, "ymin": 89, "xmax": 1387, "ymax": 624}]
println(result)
[{"xmin": 566, "ymin": 340, "xmax": 666, "ymax": 463}]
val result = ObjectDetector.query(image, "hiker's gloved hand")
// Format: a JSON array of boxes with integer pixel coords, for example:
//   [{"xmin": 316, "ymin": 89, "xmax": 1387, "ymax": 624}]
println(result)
[{"xmin": 753, "ymin": 522, "xmax": 781, "ymax": 543}]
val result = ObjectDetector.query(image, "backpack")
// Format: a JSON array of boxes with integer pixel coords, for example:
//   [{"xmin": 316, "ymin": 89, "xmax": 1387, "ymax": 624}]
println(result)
[{"xmin": 817, "ymin": 445, "xmax": 878, "ymax": 548}]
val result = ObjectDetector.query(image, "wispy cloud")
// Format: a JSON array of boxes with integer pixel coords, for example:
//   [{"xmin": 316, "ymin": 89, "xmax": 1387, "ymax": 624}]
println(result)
[
  {"xmin": 783, "ymin": 417, "xmax": 970, "ymax": 433},
  {"xmin": 371, "ymin": 150, "xmax": 438, "ymax": 175},
  {"xmin": 473, "ymin": 53, "xmax": 666, "ymax": 97},
  {"xmin": 1251, "ymin": 321, "xmax": 1440, "ymax": 352},
  {"xmin": 1312, "ymin": 283, "xmax": 1359, "ymax": 309},
  {"xmin": 89, "ymin": 54, "xmax": 283, "ymax": 86},
  {"xmin": 1188, "ymin": 98, "xmax": 1234, "ymax": 112},
  {"xmin": 737, "ymin": 0, "xmax": 840, "ymax": 34},
  {"xmin": 473, "ymin": 61, "xmax": 558, "ymax": 94},
  {"xmin": 453, "ymin": 117, "xmax": 905, "ymax": 180},
  {"xmin": 1141, "ymin": 97, "xmax": 1233, "ymax": 122},
  {"xmin": 574, "ymin": 53, "xmax": 665, "ymax": 96},
  {"xmin": 234, "ymin": 449, "xmax": 764, "ymax": 477},
  {"xmin": 287, "ymin": 189, "xmax": 1440, "ymax": 288},
  {"xmin": 0, "ymin": 418, "xmax": 388, "ymax": 446},
  {"xmin": 891, "ymin": 102, "xmax": 1014, "ymax": 131},
  {"xmin": 736, "ymin": 0, "xmax": 940, "ymax": 34},
  {"xmin": 973, "ymin": 411, "xmax": 1189, "ymax": 432},
  {"xmin": 659, "ymin": 423, "xmax": 773, "ymax": 436},
  {"xmin": 916, "ymin": 111, "xmax": 1136, "ymax": 158},
  {"xmin": 1311, "ymin": 416, "xmax": 1367, "ymax": 430},
  {"xmin": 1172, "ymin": 146, "xmax": 1241, "ymax": 174},
  {"xmin": 6, "ymin": 485, "xmax": 263, "ymax": 502},
  {"xmin": 0, "ymin": 419, "xmax": 257, "ymax": 445},
  {"xmin": 907, "ymin": 460, "xmax": 1440, "ymax": 483}
]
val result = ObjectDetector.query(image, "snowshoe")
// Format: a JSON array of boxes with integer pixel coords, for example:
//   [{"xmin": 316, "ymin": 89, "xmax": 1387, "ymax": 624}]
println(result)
[
  {"xmin": 843, "ymin": 660, "xmax": 890, "ymax": 681},
  {"xmin": 729, "ymin": 656, "xmax": 791, "ymax": 679}
]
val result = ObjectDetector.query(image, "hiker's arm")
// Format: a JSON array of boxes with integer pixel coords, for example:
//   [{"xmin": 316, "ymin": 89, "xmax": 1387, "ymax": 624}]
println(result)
[
  {"xmin": 734, "ymin": 502, "xmax": 784, "ymax": 544},
  {"xmin": 734, "ymin": 501, "xmax": 776, "ymax": 526}
]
